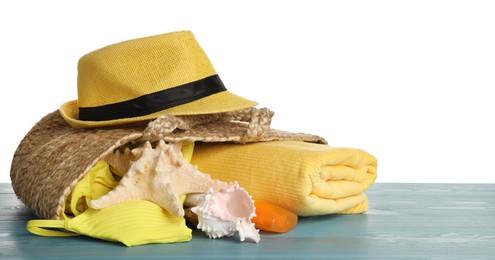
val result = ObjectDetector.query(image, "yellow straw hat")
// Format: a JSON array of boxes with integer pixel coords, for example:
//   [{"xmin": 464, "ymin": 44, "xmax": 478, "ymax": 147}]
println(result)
[{"xmin": 60, "ymin": 30, "xmax": 257, "ymax": 128}]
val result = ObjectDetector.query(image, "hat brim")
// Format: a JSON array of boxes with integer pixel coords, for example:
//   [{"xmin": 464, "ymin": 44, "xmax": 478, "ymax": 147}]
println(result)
[{"xmin": 60, "ymin": 91, "xmax": 258, "ymax": 128}]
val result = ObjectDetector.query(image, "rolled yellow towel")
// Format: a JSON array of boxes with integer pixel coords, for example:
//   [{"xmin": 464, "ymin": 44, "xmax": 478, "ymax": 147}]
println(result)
[{"xmin": 191, "ymin": 141, "xmax": 377, "ymax": 216}]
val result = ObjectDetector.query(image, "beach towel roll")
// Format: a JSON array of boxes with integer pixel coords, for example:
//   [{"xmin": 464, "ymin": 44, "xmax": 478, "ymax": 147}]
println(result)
[{"xmin": 191, "ymin": 141, "xmax": 377, "ymax": 216}]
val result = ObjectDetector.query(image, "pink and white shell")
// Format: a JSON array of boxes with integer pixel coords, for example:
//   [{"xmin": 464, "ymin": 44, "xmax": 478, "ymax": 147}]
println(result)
[{"xmin": 191, "ymin": 184, "xmax": 260, "ymax": 243}]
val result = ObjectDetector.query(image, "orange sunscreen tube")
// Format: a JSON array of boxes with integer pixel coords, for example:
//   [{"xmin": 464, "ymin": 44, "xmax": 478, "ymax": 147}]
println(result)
[{"xmin": 251, "ymin": 199, "xmax": 298, "ymax": 233}]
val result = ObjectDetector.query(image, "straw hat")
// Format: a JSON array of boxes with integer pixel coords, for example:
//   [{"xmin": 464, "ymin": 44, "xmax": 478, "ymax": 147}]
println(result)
[
  {"xmin": 60, "ymin": 30, "xmax": 257, "ymax": 128},
  {"xmin": 10, "ymin": 31, "xmax": 327, "ymax": 220}
]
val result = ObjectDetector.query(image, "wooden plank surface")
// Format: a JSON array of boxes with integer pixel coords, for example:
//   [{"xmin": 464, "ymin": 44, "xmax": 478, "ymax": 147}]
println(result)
[{"xmin": 1, "ymin": 183, "xmax": 494, "ymax": 259}]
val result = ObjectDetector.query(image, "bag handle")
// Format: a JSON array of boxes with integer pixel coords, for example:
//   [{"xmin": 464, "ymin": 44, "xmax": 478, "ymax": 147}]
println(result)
[
  {"xmin": 139, "ymin": 107, "xmax": 274, "ymax": 143},
  {"xmin": 229, "ymin": 108, "xmax": 273, "ymax": 143},
  {"xmin": 26, "ymin": 219, "xmax": 79, "ymax": 237}
]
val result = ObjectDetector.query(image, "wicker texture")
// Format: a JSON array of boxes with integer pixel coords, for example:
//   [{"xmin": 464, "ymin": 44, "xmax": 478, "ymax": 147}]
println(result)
[{"xmin": 11, "ymin": 108, "xmax": 326, "ymax": 220}]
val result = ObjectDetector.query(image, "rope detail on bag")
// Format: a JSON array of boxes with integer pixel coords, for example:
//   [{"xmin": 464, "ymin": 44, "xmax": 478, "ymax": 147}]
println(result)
[
  {"xmin": 236, "ymin": 108, "xmax": 273, "ymax": 143},
  {"xmin": 139, "ymin": 108, "xmax": 274, "ymax": 144}
]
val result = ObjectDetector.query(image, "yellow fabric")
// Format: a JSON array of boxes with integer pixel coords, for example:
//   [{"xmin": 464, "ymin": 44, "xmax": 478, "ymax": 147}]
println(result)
[
  {"xmin": 190, "ymin": 141, "xmax": 377, "ymax": 216},
  {"xmin": 59, "ymin": 31, "xmax": 257, "ymax": 128},
  {"xmin": 27, "ymin": 142, "xmax": 195, "ymax": 246},
  {"xmin": 27, "ymin": 200, "xmax": 192, "ymax": 246},
  {"xmin": 181, "ymin": 141, "xmax": 195, "ymax": 162},
  {"xmin": 64, "ymin": 160, "xmax": 119, "ymax": 217}
]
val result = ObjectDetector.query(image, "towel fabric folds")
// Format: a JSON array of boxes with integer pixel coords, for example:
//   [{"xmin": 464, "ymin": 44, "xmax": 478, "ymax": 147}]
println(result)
[{"xmin": 191, "ymin": 141, "xmax": 377, "ymax": 216}]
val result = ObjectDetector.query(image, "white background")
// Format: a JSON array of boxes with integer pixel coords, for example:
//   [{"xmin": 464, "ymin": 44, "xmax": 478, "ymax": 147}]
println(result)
[{"xmin": 1, "ymin": 0, "xmax": 494, "ymax": 183}]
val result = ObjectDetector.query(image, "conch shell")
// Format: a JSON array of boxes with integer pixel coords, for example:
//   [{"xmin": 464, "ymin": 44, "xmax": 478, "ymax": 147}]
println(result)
[
  {"xmin": 89, "ymin": 140, "xmax": 234, "ymax": 216},
  {"xmin": 191, "ymin": 184, "xmax": 260, "ymax": 243}
]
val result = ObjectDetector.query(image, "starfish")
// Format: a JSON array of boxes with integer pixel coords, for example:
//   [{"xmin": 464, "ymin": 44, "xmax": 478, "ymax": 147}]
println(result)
[{"xmin": 89, "ymin": 140, "xmax": 235, "ymax": 216}]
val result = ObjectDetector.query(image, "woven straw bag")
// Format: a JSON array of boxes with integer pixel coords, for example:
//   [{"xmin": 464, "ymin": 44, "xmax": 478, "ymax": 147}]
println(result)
[{"xmin": 11, "ymin": 107, "xmax": 325, "ymax": 220}]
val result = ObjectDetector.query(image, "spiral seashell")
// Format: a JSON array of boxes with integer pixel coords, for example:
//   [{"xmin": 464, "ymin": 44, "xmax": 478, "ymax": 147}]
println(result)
[{"xmin": 191, "ymin": 184, "xmax": 260, "ymax": 243}]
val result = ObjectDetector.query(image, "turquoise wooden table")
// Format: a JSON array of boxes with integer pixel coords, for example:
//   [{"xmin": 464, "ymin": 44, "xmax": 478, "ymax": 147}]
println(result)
[{"xmin": 1, "ymin": 183, "xmax": 494, "ymax": 259}]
